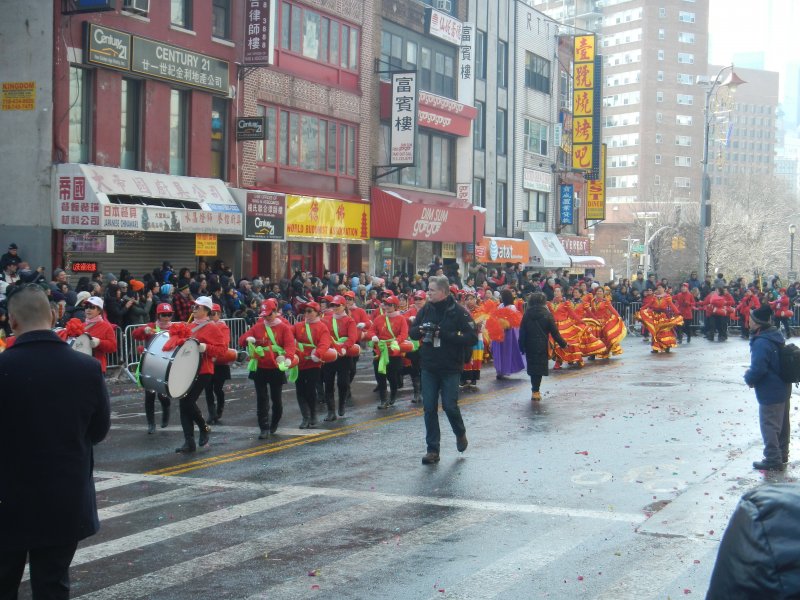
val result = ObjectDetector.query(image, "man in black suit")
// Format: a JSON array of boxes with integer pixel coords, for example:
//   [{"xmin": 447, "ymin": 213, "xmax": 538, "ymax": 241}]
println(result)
[{"xmin": 0, "ymin": 284, "xmax": 110, "ymax": 600}]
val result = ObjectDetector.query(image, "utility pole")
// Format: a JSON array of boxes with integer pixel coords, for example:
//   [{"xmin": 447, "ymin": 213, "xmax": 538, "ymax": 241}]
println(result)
[{"xmin": 621, "ymin": 237, "xmax": 639, "ymax": 281}]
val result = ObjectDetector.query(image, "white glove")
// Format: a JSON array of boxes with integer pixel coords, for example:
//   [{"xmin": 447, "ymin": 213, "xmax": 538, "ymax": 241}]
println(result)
[
  {"xmin": 310, "ymin": 353, "xmax": 321, "ymax": 363},
  {"xmin": 144, "ymin": 327, "xmax": 153, "ymax": 335},
  {"xmin": 90, "ymin": 337, "xmax": 100, "ymax": 348},
  {"xmin": 276, "ymin": 355, "xmax": 287, "ymax": 365},
  {"xmin": 339, "ymin": 347, "xmax": 347, "ymax": 356},
  {"xmin": 371, "ymin": 335, "xmax": 379, "ymax": 343},
  {"xmin": 246, "ymin": 336, "xmax": 256, "ymax": 344},
  {"xmin": 357, "ymin": 322, "xmax": 366, "ymax": 329},
  {"xmin": 408, "ymin": 316, "xmax": 416, "ymax": 323},
  {"xmin": 198, "ymin": 343, "xmax": 207, "ymax": 353}
]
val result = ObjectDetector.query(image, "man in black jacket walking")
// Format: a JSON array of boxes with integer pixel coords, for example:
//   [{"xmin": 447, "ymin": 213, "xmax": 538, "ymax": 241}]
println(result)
[{"xmin": 410, "ymin": 275, "xmax": 478, "ymax": 465}]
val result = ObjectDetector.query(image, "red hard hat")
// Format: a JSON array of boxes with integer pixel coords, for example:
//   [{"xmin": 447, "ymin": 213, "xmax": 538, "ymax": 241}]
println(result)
[{"xmin": 156, "ymin": 303, "xmax": 173, "ymax": 314}]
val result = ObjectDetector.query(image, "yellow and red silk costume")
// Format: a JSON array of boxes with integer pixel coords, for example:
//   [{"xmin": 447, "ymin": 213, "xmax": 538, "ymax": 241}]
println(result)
[
  {"xmin": 583, "ymin": 294, "xmax": 627, "ymax": 357},
  {"xmin": 638, "ymin": 294, "xmax": 683, "ymax": 352},
  {"xmin": 547, "ymin": 299, "xmax": 587, "ymax": 364}
]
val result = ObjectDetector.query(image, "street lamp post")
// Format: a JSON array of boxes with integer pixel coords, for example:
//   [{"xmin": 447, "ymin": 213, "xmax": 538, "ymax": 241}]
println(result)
[
  {"xmin": 790, "ymin": 224, "xmax": 797, "ymax": 274},
  {"xmin": 698, "ymin": 65, "xmax": 745, "ymax": 281},
  {"xmin": 621, "ymin": 237, "xmax": 640, "ymax": 280}
]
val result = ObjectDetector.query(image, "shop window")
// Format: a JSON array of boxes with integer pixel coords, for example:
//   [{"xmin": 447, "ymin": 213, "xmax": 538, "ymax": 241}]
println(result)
[
  {"xmin": 378, "ymin": 25, "xmax": 456, "ymax": 98},
  {"xmin": 473, "ymin": 177, "xmax": 485, "ymax": 208},
  {"xmin": 171, "ymin": 0, "xmax": 191, "ymax": 29},
  {"xmin": 378, "ymin": 124, "xmax": 453, "ymax": 192},
  {"xmin": 280, "ymin": 2, "xmax": 359, "ymax": 72},
  {"xmin": 120, "ymin": 78, "xmax": 140, "ymax": 170},
  {"xmin": 527, "ymin": 190, "xmax": 547, "ymax": 223},
  {"xmin": 496, "ymin": 183, "xmax": 507, "ymax": 231},
  {"xmin": 523, "ymin": 117, "xmax": 547, "ymax": 156},
  {"xmin": 475, "ymin": 30, "xmax": 486, "ymax": 80},
  {"xmin": 474, "ymin": 100, "xmax": 485, "ymax": 150},
  {"xmin": 380, "ymin": 31, "xmax": 403, "ymax": 80},
  {"xmin": 169, "ymin": 89, "xmax": 188, "ymax": 175},
  {"xmin": 525, "ymin": 52, "xmax": 550, "ymax": 94},
  {"xmin": 496, "ymin": 108, "xmax": 506, "ymax": 156},
  {"xmin": 69, "ymin": 66, "xmax": 91, "ymax": 164},
  {"xmin": 268, "ymin": 105, "xmax": 356, "ymax": 178},
  {"xmin": 211, "ymin": 96, "xmax": 228, "ymax": 179},
  {"xmin": 212, "ymin": 0, "xmax": 230, "ymax": 39}
]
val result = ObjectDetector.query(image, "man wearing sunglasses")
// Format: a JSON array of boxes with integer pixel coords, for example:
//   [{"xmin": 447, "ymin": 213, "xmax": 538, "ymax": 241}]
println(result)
[{"xmin": 0, "ymin": 283, "xmax": 110, "ymax": 600}]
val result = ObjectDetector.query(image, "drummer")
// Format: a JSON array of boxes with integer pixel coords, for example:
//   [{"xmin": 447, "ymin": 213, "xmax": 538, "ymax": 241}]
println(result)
[
  {"xmin": 240, "ymin": 298, "xmax": 297, "ymax": 438},
  {"xmin": 83, "ymin": 297, "xmax": 117, "ymax": 374},
  {"xmin": 175, "ymin": 296, "xmax": 228, "ymax": 453},
  {"xmin": 131, "ymin": 302, "xmax": 174, "ymax": 433},
  {"xmin": 204, "ymin": 303, "xmax": 231, "ymax": 425},
  {"xmin": 344, "ymin": 290, "xmax": 369, "ymax": 399}
]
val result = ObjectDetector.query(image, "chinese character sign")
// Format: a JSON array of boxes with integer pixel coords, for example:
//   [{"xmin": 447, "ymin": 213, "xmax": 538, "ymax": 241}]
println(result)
[
  {"xmin": 572, "ymin": 35, "xmax": 600, "ymax": 174},
  {"xmin": 458, "ymin": 22, "xmax": 475, "ymax": 106},
  {"xmin": 195, "ymin": 234, "xmax": 218, "ymax": 257},
  {"xmin": 390, "ymin": 72, "xmax": 417, "ymax": 166},
  {"xmin": 560, "ymin": 185, "xmax": 574, "ymax": 225},
  {"xmin": 586, "ymin": 144, "xmax": 606, "ymax": 220},
  {"xmin": 245, "ymin": 191, "xmax": 286, "ymax": 241},
  {"xmin": 243, "ymin": 0, "xmax": 276, "ymax": 66},
  {"xmin": 574, "ymin": 35, "xmax": 595, "ymax": 62}
]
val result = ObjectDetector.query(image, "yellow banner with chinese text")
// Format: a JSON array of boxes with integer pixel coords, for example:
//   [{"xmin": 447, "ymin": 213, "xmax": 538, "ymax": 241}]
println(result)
[
  {"xmin": 586, "ymin": 144, "xmax": 606, "ymax": 220},
  {"xmin": 285, "ymin": 195, "xmax": 370, "ymax": 241}
]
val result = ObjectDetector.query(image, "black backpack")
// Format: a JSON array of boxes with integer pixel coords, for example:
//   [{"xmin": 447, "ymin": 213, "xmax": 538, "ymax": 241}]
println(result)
[{"xmin": 777, "ymin": 342, "xmax": 800, "ymax": 385}]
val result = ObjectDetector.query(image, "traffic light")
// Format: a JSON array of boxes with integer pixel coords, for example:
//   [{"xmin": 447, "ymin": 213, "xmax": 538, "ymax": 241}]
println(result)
[{"xmin": 671, "ymin": 236, "xmax": 686, "ymax": 250}]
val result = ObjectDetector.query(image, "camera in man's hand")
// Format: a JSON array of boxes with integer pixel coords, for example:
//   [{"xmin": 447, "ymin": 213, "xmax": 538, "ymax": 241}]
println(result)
[{"xmin": 420, "ymin": 322, "xmax": 438, "ymax": 344}]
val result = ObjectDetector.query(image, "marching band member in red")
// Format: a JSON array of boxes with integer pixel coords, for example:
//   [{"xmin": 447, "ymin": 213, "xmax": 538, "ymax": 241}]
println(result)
[
  {"xmin": 82, "ymin": 296, "xmax": 117, "ymax": 374},
  {"xmin": 638, "ymin": 284, "xmax": 682, "ymax": 353},
  {"xmin": 321, "ymin": 295, "xmax": 359, "ymax": 420},
  {"xmin": 204, "ymin": 303, "xmax": 232, "ymax": 425},
  {"xmin": 132, "ymin": 302, "xmax": 174, "ymax": 433},
  {"xmin": 344, "ymin": 290, "xmax": 369, "ymax": 398},
  {"xmin": 705, "ymin": 285, "xmax": 734, "ymax": 342},
  {"xmin": 241, "ymin": 298, "xmax": 297, "ymax": 438},
  {"xmin": 175, "ymin": 296, "xmax": 228, "ymax": 453},
  {"xmin": 770, "ymin": 288, "xmax": 794, "ymax": 339},
  {"xmin": 371, "ymin": 295, "xmax": 408, "ymax": 409},
  {"xmin": 293, "ymin": 301, "xmax": 333, "ymax": 429},
  {"xmin": 737, "ymin": 287, "xmax": 761, "ymax": 340},
  {"xmin": 673, "ymin": 283, "xmax": 696, "ymax": 344},
  {"xmin": 404, "ymin": 290, "xmax": 426, "ymax": 401}
]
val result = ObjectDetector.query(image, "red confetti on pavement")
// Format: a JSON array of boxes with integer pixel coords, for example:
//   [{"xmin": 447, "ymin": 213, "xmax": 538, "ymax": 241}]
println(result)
[
  {"xmin": 684, "ymin": 589, "xmax": 691, "ymax": 594},
  {"xmin": 311, "ymin": 584, "xmax": 320, "ymax": 591},
  {"xmin": 577, "ymin": 576, "xmax": 584, "ymax": 581},
  {"xmin": 693, "ymin": 559, "xmax": 701, "ymax": 564},
  {"xmin": 575, "ymin": 450, "xmax": 589, "ymax": 455}
]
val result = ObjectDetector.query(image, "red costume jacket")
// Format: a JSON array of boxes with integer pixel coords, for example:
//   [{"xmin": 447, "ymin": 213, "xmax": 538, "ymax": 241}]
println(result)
[
  {"xmin": 647, "ymin": 294, "xmax": 680, "ymax": 315},
  {"xmin": 131, "ymin": 320, "xmax": 172, "ymax": 342},
  {"xmin": 770, "ymin": 295, "xmax": 793, "ymax": 318},
  {"xmin": 191, "ymin": 320, "xmax": 228, "ymax": 376},
  {"xmin": 371, "ymin": 312, "xmax": 408, "ymax": 357},
  {"xmin": 707, "ymin": 292, "xmax": 734, "ymax": 316},
  {"xmin": 293, "ymin": 319, "xmax": 332, "ymax": 370},
  {"xmin": 323, "ymin": 313, "xmax": 359, "ymax": 357},
  {"xmin": 239, "ymin": 317, "xmax": 297, "ymax": 370},
  {"xmin": 673, "ymin": 291, "xmax": 696, "ymax": 320},
  {"xmin": 84, "ymin": 319, "xmax": 117, "ymax": 373}
]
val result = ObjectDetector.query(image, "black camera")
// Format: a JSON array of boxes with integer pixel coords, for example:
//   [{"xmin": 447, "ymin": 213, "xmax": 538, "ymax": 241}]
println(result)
[{"xmin": 420, "ymin": 322, "xmax": 438, "ymax": 343}]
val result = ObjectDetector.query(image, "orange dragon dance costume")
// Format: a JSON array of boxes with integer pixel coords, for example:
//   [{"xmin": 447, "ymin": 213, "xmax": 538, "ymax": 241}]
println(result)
[{"xmin": 637, "ymin": 293, "xmax": 684, "ymax": 353}]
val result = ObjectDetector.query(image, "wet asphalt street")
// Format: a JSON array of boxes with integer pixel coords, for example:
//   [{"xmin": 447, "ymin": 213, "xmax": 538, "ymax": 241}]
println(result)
[{"xmin": 17, "ymin": 332, "xmax": 800, "ymax": 599}]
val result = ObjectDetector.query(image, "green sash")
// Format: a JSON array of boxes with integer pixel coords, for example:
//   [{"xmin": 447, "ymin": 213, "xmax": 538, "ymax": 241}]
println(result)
[{"xmin": 369, "ymin": 314, "xmax": 401, "ymax": 374}]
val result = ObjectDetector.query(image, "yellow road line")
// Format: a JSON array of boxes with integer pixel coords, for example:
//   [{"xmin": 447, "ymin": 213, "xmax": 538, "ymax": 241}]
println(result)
[{"xmin": 146, "ymin": 359, "xmax": 623, "ymax": 477}]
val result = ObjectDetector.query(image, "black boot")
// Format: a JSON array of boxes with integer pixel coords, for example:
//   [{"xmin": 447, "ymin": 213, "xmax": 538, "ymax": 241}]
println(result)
[
  {"xmin": 147, "ymin": 420, "xmax": 156, "ymax": 435},
  {"xmin": 198, "ymin": 425, "xmax": 211, "ymax": 447},
  {"xmin": 175, "ymin": 437, "xmax": 196, "ymax": 453},
  {"xmin": 338, "ymin": 391, "xmax": 346, "ymax": 417},
  {"xmin": 378, "ymin": 390, "xmax": 389, "ymax": 409},
  {"xmin": 161, "ymin": 404, "xmax": 170, "ymax": 428},
  {"xmin": 325, "ymin": 392, "xmax": 335, "ymax": 418},
  {"xmin": 324, "ymin": 410, "xmax": 337, "ymax": 422},
  {"xmin": 389, "ymin": 390, "xmax": 397, "ymax": 406},
  {"xmin": 411, "ymin": 376, "xmax": 421, "ymax": 403},
  {"xmin": 299, "ymin": 400, "xmax": 310, "ymax": 429}
]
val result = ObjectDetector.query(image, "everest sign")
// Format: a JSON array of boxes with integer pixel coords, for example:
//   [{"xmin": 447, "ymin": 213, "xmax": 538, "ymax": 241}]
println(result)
[{"xmin": 390, "ymin": 72, "xmax": 417, "ymax": 166}]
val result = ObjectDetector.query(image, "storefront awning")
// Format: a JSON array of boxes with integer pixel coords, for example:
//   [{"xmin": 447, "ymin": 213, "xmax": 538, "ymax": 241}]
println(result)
[
  {"xmin": 569, "ymin": 255, "xmax": 606, "ymax": 268},
  {"xmin": 370, "ymin": 186, "xmax": 486, "ymax": 243},
  {"xmin": 527, "ymin": 232, "xmax": 571, "ymax": 269},
  {"xmin": 53, "ymin": 163, "xmax": 242, "ymax": 234}
]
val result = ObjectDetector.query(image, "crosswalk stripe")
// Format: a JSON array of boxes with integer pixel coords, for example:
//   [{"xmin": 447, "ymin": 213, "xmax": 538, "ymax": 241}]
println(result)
[
  {"xmin": 22, "ymin": 488, "xmax": 309, "ymax": 582},
  {"xmin": 97, "ymin": 487, "xmax": 209, "ymax": 520},
  {"xmin": 243, "ymin": 509, "xmax": 492, "ymax": 600},
  {"xmin": 592, "ymin": 536, "xmax": 718, "ymax": 600},
  {"xmin": 422, "ymin": 519, "xmax": 613, "ymax": 600},
  {"xmin": 72, "ymin": 501, "xmax": 387, "ymax": 600},
  {"xmin": 93, "ymin": 474, "xmax": 148, "ymax": 491}
]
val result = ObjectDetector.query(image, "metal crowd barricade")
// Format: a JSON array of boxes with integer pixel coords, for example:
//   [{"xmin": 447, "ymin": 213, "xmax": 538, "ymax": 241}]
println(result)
[
  {"xmin": 105, "ymin": 325, "xmax": 126, "ymax": 371},
  {"xmin": 612, "ymin": 301, "xmax": 641, "ymax": 336},
  {"xmin": 222, "ymin": 318, "xmax": 247, "ymax": 348}
]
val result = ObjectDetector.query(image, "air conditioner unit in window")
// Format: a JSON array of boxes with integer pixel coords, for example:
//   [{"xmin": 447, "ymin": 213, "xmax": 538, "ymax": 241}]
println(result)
[
  {"xmin": 435, "ymin": 0, "xmax": 453, "ymax": 12},
  {"xmin": 123, "ymin": 0, "xmax": 149, "ymax": 14}
]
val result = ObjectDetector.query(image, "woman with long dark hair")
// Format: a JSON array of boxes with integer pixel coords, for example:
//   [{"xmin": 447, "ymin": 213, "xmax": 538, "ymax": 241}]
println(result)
[{"xmin": 519, "ymin": 292, "xmax": 567, "ymax": 402}]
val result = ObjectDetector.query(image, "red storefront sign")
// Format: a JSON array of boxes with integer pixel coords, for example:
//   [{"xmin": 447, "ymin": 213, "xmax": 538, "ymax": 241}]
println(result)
[
  {"xmin": 379, "ymin": 82, "xmax": 477, "ymax": 137},
  {"xmin": 370, "ymin": 187, "xmax": 485, "ymax": 243}
]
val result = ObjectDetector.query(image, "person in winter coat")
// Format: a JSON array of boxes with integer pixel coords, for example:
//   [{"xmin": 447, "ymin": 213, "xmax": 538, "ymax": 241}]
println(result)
[
  {"xmin": 770, "ymin": 287, "xmax": 794, "ymax": 338},
  {"xmin": 518, "ymin": 292, "xmax": 567, "ymax": 402},
  {"xmin": 706, "ymin": 483, "xmax": 800, "ymax": 599},
  {"xmin": 744, "ymin": 305, "xmax": 792, "ymax": 471}
]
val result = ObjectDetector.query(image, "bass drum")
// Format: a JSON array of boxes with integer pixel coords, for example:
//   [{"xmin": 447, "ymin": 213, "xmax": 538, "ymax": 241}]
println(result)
[{"xmin": 139, "ymin": 331, "xmax": 201, "ymax": 400}]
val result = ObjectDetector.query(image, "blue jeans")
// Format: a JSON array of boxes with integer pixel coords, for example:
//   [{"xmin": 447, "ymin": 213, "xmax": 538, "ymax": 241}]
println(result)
[{"xmin": 421, "ymin": 370, "xmax": 465, "ymax": 454}]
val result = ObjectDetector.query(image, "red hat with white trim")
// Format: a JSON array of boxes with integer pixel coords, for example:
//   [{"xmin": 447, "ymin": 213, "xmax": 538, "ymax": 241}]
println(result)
[
  {"xmin": 382, "ymin": 296, "xmax": 400, "ymax": 306},
  {"xmin": 211, "ymin": 303, "xmax": 222, "ymax": 313},
  {"xmin": 156, "ymin": 303, "xmax": 173, "ymax": 314}
]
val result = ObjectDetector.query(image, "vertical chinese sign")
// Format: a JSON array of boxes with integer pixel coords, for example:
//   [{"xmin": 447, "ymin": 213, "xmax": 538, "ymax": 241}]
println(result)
[
  {"xmin": 586, "ymin": 144, "xmax": 606, "ymax": 221},
  {"xmin": 243, "ymin": 1, "xmax": 276, "ymax": 66},
  {"xmin": 458, "ymin": 22, "xmax": 475, "ymax": 106},
  {"xmin": 572, "ymin": 35, "xmax": 599, "ymax": 173},
  {"xmin": 390, "ymin": 72, "xmax": 417, "ymax": 166},
  {"xmin": 560, "ymin": 184, "xmax": 574, "ymax": 225}
]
